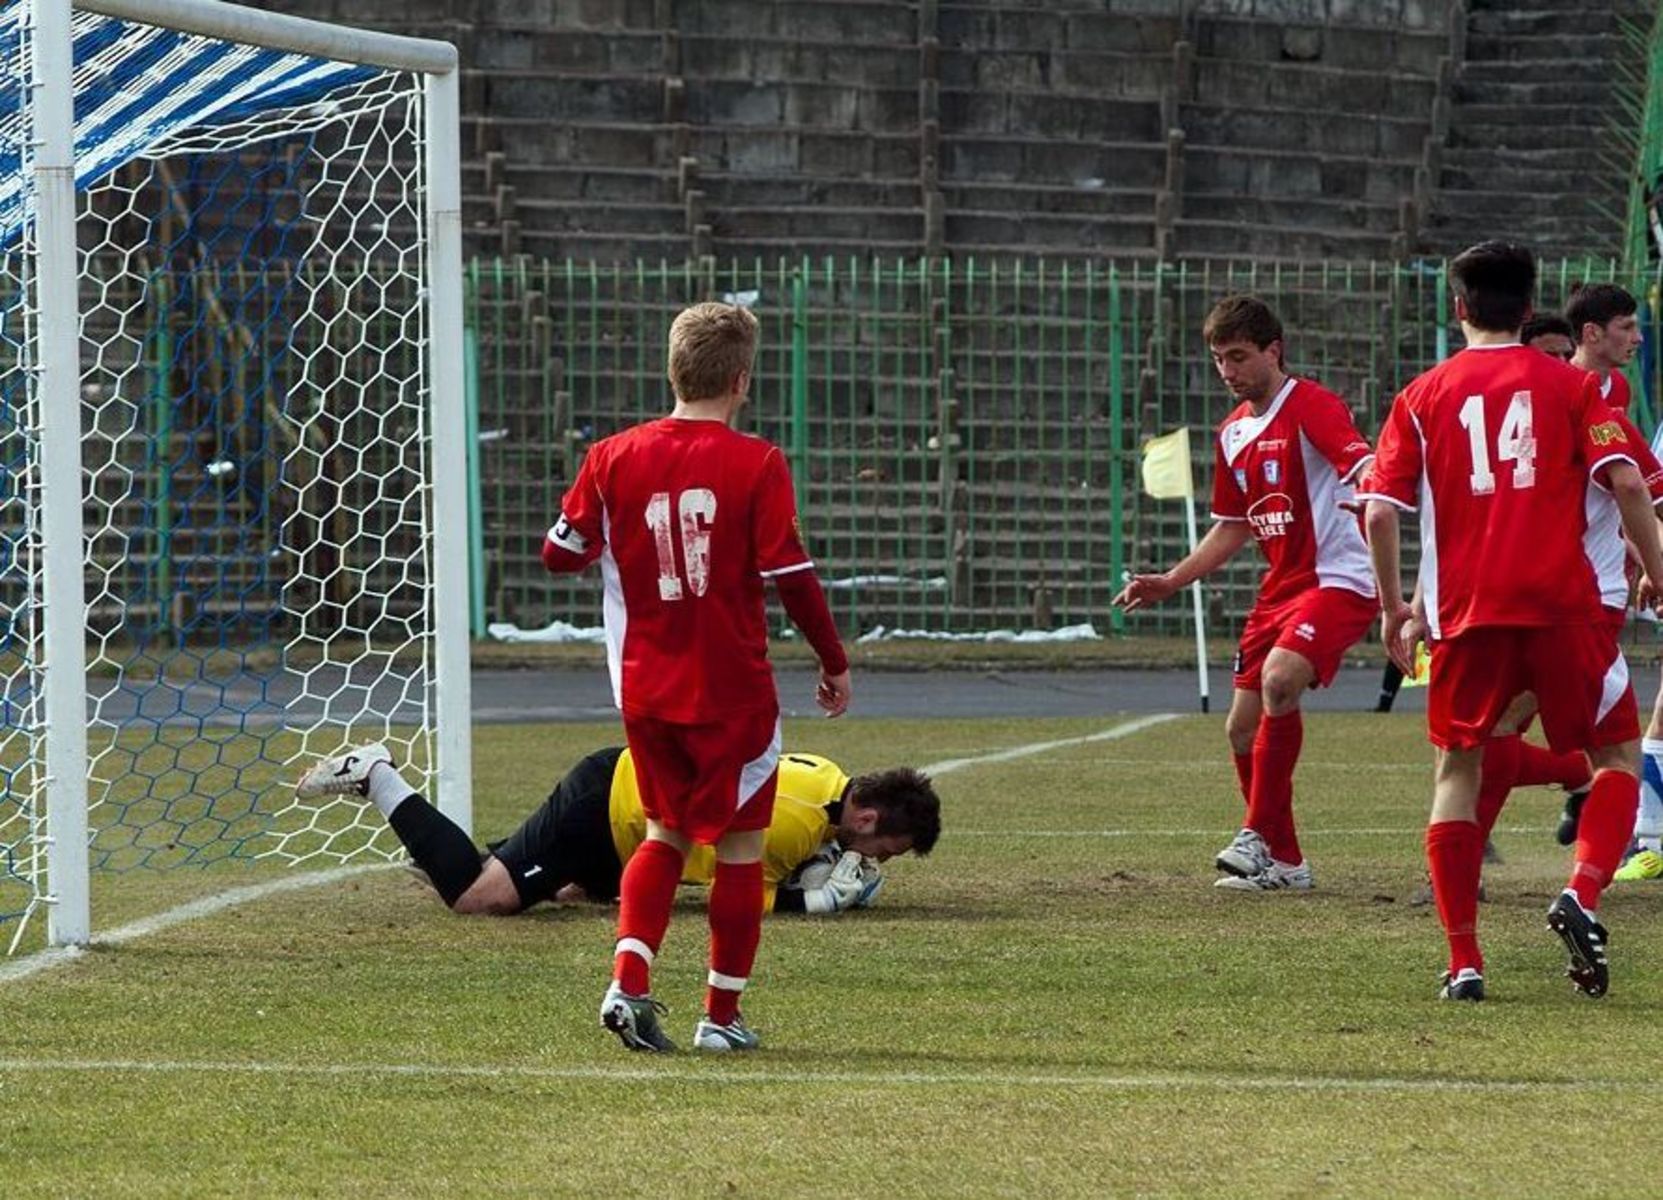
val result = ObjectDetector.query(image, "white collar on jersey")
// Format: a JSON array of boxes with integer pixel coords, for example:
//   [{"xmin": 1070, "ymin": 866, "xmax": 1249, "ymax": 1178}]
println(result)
[
  {"xmin": 1600, "ymin": 372, "xmax": 1614, "ymax": 399},
  {"xmin": 1220, "ymin": 376, "xmax": 1298, "ymax": 467},
  {"xmin": 1459, "ymin": 342, "xmax": 1522, "ymax": 351}
]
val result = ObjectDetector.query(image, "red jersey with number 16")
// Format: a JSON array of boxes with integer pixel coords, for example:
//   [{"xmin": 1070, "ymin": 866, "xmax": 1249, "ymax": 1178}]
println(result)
[
  {"xmin": 547, "ymin": 418, "xmax": 812, "ymax": 723},
  {"xmin": 1209, "ymin": 376, "xmax": 1377, "ymax": 608},
  {"xmin": 1357, "ymin": 344, "xmax": 1634, "ymax": 639}
]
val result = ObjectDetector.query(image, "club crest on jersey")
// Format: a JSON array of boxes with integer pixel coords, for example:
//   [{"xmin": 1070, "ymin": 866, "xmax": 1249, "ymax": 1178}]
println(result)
[
  {"xmin": 1589, "ymin": 420, "xmax": 1627, "ymax": 447},
  {"xmin": 1262, "ymin": 459, "xmax": 1281, "ymax": 485}
]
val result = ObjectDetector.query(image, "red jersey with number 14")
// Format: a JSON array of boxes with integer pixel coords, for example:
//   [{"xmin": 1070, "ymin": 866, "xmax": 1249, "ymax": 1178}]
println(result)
[
  {"xmin": 1209, "ymin": 376, "xmax": 1377, "ymax": 608},
  {"xmin": 548, "ymin": 418, "xmax": 812, "ymax": 723},
  {"xmin": 1357, "ymin": 344, "xmax": 1632, "ymax": 639}
]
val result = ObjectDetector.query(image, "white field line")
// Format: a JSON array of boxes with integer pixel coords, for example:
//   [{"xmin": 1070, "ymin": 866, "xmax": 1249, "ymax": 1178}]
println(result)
[
  {"xmin": 0, "ymin": 1056, "xmax": 1631, "ymax": 1095},
  {"xmin": 921, "ymin": 712, "xmax": 1182, "ymax": 777},
  {"xmin": 0, "ymin": 713, "xmax": 1183, "ymax": 984},
  {"xmin": 955, "ymin": 825, "xmax": 1553, "ymax": 838},
  {"xmin": 0, "ymin": 863, "xmax": 396, "ymax": 985}
]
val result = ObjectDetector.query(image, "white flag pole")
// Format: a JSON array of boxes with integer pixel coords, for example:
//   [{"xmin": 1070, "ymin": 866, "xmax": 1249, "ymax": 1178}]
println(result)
[{"xmin": 1183, "ymin": 491, "xmax": 1210, "ymax": 714}]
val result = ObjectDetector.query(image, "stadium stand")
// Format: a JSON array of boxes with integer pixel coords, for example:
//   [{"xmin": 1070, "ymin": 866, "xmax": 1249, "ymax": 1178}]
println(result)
[{"xmin": 1424, "ymin": 0, "xmax": 1654, "ymax": 260}]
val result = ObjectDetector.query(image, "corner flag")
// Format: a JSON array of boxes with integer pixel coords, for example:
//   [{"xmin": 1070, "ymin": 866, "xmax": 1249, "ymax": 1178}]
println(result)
[
  {"xmin": 1141, "ymin": 427, "xmax": 1194, "ymax": 500},
  {"xmin": 1139, "ymin": 426, "xmax": 1209, "ymax": 713}
]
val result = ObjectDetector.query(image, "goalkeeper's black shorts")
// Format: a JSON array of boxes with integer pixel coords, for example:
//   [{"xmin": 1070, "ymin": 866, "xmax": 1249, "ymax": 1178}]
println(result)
[{"xmin": 487, "ymin": 747, "xmax": 625, "ymax": 909}]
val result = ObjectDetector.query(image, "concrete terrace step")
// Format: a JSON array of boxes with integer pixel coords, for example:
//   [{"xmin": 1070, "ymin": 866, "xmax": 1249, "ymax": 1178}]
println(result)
[
  {"xmin": 671, "ymin": 0, "xmax": 920, "ymax": 43},
  {"xmin": 1180, "ymin": 102, "xmax": 1428, "ymax": 158},
  {"xmin": 1468, "ymin": 7, "xmax": 1631, "ymax": 36},
  {"xmin": 687, "ymin": 80, "xmax": 917, "ymax": 132},
  {"xmin": 1184, "ymin": 145, "xmax": 1419, "ymax": 204},
  {"xmin": 1193, "ymin": 56, "xmax": 1439, "ymax": 119},
  {"xmin": 1182, "ymin": 193, "xmax": 1403, "ymax": 235},
  {"xmin": 1458, "ymin": 58, "xmax": 1617, "ymax": 84},
  {"xmin": 1464, "ymin": 33, "xmax": 1625, "ymax": 62},
  {"xmin": 1176, "ymin": 219, "xmax": 1399, "ymax": 260},
  {"xmin": 710, "ymin": 205, "xmax": 924, "ymax": 242},
  {"xmin": 937, "ymin": 47, "xmax": 1168, "ymax": 97},
  {"xmin": 940, "ymin": 135, "xmax": 1165, "ymax": 184},
  {"xmin": 680, "ymin": 36, "xmax": 917, "ymax": 87},
  {"xmin": 943, "ymin": 210, "xmax": 1156, "ymax": 252},
  {"xmin": 467, "ymin": 27, "xmax": 668, "ymax": 73},
  {"xmin": 941, "ymin": 88, "xmax": 1161, "ymax": 140},
  {"xmin": 1192, "ymin": 15, "xmax": 1447, "ymax": 76},
  {"xmin": 937, "ymin": 5, "xmax": 1183, "ymax": 54},
  {"xmin": 941, "ymin": 180, "xmax": 1156, "ymax": 216},
  {"xmin": 1452, "ymin": 79, "xmax": 1618, "ymax": 108},
  {"xmin": 699, "ymin": 172, "xmax": 920, "ymax": 208},
  {"xmin": 464, "ymin": 163, "xmax": 676, "ymax": 205}
]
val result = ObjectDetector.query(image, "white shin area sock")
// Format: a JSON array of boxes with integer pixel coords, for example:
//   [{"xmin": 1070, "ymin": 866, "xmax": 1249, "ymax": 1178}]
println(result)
[{"xmin": 367, "ymin": 763, "xmax": 416, "ymax": 818}]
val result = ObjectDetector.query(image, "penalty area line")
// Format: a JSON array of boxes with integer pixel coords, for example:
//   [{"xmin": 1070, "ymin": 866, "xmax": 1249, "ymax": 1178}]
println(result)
[
  {"xmin": 954, "ymin": 825, "xmax": 1554, "ymax": 839},
  {"xmin": 0, "ymin": 862, "xmax": 398, "ymax": 986},
  {"xmin": 0, "ymin": 1056, "xmax": 1627, "ymax": 1095},
  {"xmin": 921, "ymin": 712, "xmax": 1182, "ymax": 778}
]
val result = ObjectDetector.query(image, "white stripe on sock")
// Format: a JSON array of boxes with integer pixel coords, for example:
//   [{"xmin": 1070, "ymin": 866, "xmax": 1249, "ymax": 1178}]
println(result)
[
  {"xmin": 615, "ymin": 938, "xmax": 654, "ymax": 965},
  {"xmin": 707, "ymin": 970, "xmax": 747, "ymax": 992}
]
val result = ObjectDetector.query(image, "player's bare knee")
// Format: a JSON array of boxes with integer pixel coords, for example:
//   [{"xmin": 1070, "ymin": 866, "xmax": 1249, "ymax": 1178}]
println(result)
[
  {"xmin": 452, "ymin": 859, "xmax": 523, "ymax": 916},
  {"xmin": 1590, "ymin": 739, "xmax": 1641, "ymax": 776},
  {"xmin": 1225, "ymin": 718, "xmax": 1256, "ymax": 756}
]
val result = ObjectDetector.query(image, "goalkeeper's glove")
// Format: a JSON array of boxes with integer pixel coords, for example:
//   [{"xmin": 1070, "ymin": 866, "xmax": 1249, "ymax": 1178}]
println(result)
[
  {"xmin": 803, "ymin": 850, "xmax": 868, "ymax": 914},
  {"xmin": 852, "ymin": 857, "xmax": 883, "ymax": 908}
]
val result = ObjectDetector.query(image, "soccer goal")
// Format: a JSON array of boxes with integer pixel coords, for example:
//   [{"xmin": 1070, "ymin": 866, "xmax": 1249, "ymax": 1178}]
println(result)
[{"xmin": 0, "ymin": 0, "xmax": 470, "ymax": 953}]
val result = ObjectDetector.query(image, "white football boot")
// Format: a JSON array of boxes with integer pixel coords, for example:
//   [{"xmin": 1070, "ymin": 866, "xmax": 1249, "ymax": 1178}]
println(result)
[{"xmin": 295, "ymin": 743, "xmax": 392, "ymax": 799}]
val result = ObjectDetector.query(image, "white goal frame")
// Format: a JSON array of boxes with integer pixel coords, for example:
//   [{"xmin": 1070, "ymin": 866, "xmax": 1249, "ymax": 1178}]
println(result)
[{"xmin": 27, "ymin": 0, "xmax": 470, "ymax": 947}]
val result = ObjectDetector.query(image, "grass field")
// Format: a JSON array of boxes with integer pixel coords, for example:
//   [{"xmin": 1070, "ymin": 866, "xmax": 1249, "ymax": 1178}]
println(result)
[{"xmin": 4, "ymin": 711, "xmax": 1663, "ymax": 1196}]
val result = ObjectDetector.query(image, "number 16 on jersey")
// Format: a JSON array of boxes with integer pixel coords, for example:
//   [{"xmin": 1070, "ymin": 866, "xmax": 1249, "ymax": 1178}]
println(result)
[{"xmin": 646, "ymin": 488, "xmax": 717, "ymax": 600}]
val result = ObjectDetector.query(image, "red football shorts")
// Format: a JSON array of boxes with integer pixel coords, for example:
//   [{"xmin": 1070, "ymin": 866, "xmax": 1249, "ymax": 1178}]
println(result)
[
  {"xmin": 1427, "ymin": 619, "xmax": 1638, "ymax": 752},
  {"xmin": 1233, "ymin": 586, "xmax": 1377, "ymax": 691},
  {"xmin": 622, "ymin": 707, "xmax": 781, "ymax": 844}
]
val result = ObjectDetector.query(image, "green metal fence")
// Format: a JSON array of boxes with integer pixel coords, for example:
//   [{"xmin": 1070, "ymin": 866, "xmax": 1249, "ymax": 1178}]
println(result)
[{"xmin": 468, "ymin": 255, "xmax": 1653, "ymax": 640}]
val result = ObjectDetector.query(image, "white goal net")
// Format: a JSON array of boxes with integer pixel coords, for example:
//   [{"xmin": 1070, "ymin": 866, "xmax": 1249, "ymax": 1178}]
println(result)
[{"xmin": 0, "ymin": 0, "xmax": 469, "ymax": 952}]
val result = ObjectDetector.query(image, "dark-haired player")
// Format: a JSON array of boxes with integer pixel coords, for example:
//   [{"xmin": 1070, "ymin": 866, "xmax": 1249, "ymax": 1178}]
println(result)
[
  {"xmin": 1522, "ymin": 313, "xmax": 1576, "ymax": 361},
  {"xmin": 1361, "ymin": 241, "xmax": 1663, "ymax": 1002},
  {"xmin": 296, "ymin": 743, "xmax": 939, "ymax": 916},
  {"xmin": 1114, "ymin": 295, "xmax": 1376, "ymax": 892}
]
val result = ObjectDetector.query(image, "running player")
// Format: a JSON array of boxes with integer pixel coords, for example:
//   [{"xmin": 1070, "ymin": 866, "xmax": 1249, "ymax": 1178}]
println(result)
[{"xmin": 1360, "ymin": 241, "xmax": 1663, "ymax": 1002}]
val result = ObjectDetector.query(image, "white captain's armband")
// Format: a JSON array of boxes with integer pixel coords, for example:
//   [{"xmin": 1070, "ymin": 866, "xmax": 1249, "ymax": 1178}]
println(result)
[{"xmin": 547, "ymin": 515, "xmax": 588, "ymax": 554}]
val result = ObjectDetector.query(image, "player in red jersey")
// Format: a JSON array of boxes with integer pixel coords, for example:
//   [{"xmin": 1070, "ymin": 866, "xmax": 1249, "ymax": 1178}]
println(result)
[
  {"xmin": 1114, "ymin": 296, "xmax": 1377, "ymax": 892},
  {"xmin": 542, "ymin": 301, "xmax": 852, "ymax": 1052},
  {"xmin": 1360, "ymin": 242, "xmax": 1663, "ymax": 1002},
  {"xmin": 1548, "ymin": 283, "xmax": 1663, "ymax": 879}
]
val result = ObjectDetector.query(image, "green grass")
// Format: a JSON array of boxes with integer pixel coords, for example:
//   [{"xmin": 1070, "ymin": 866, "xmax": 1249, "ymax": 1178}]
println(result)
[{"xmin": 4, "ymin": 713, "xmax": 1662, "ymax": 1196}]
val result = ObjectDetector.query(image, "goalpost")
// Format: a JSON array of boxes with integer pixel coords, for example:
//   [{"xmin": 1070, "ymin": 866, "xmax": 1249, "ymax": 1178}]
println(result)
[{"xmin": 0, "ymin": 0, "xmax": 470, "ymax": 952}]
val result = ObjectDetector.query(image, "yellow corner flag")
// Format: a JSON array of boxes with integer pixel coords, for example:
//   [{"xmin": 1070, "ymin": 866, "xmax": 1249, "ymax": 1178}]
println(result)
[
  {"xmin": 1399, "ymin": 641, "xmax": 1431, "ymax": 688},
  {"xmin": 1141, "ymin": 427, "xmax": 1194, "ymax": 500}
]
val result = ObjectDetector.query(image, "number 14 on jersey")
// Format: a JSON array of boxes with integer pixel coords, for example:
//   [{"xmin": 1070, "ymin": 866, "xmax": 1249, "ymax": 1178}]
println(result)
[{"xmin": 1459, "ymin": 392, "xmax": 1535, "ymax": 495}]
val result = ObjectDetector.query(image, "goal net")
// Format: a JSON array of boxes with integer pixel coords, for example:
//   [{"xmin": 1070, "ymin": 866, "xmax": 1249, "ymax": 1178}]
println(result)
[{"xmin": 0, "ymin": 0, "xmax": 469, "ymax": 953}]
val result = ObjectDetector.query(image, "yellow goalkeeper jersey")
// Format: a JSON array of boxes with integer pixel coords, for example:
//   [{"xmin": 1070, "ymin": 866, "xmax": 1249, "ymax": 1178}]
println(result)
[{"xmin": 608, "ymin": 750, "xmax": 850, "ymax": 912}]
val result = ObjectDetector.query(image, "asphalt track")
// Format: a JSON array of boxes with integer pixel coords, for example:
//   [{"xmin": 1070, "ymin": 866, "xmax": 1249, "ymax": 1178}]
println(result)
[{"xmin": 88, "ymin": 664, "xmax": 1425, "ymax": 728}]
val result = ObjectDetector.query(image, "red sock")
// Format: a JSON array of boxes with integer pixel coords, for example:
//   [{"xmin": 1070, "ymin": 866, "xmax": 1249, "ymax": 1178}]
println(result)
[
  {"xmin": 1233, "ymin": 751, "xmax": 1253, "ymax": 824},
  {"xmin": 613, "ymin": 838, "xmax": 685, "ymax": 996},
  {"xmin": 705, "ymin": 859, "xmax": 764, "ymax": 1025},
  {"xmin": 1569, "ymin": 768, "xmax": 1640, "ymax": 910},
  {"xmin": 1426, "ymin": 819, "xmax": 1485, "ymax": 976},
  {"xmin": 1476, "ymin": 735, "xmax": 1521, "ymax": 839},
  {"xmin": 1514, "ymin": 743, "xmax": 1592, "ymax": 792},
  {"xmin": 1248, "ymin": 710, "xmax": 1303, "ymax": 864}
]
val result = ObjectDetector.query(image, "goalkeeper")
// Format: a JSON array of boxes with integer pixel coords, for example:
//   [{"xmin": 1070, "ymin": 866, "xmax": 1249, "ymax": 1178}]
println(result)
[{"xmin": 297, "ymin": 744, "xmax": 940, "ymax": 916}]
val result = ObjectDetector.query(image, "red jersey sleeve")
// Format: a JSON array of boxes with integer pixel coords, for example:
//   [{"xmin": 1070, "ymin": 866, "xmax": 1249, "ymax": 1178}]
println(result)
[
  {"xmin": 1577, "ymin": 374, "xmax": 1641, "ymax": 485},
  {"xmin": 1209, "ymin": 431, "xmax": 1247, "ymax": 521},
  {"xmin": 1300, "ymin": 390, "xmax": 1375, "ymax": 483},
  {"xmin": 1354, "ymin": 392, "xmax": 1421, "ymax": 511},
  {"xmin": 753, "ymin": 447, "xmax": 813, "ymax": 578},
  {"xmin": 542, "ymin": 449, "xmax": 606, "ymax": 573}
]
